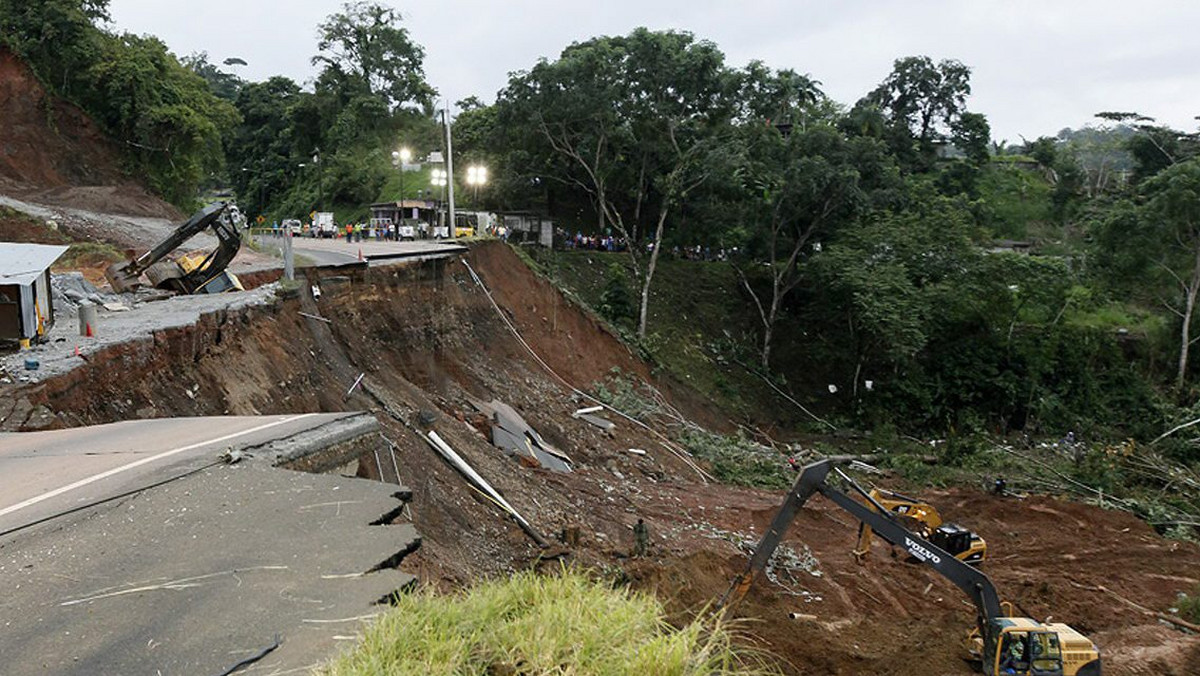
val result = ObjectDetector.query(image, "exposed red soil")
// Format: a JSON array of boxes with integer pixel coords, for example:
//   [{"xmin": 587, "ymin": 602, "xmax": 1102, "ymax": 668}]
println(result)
[
  {"xmin": 0, "ymin": 209, "xmax": 70, "ymax": 245},
  {"xmin": 4, "ymin": 242, "xmax": 1198, "ymax": 675},
  {"xmin": 0, "ymin": 47, "xmax": 179, "ymax": 219}
]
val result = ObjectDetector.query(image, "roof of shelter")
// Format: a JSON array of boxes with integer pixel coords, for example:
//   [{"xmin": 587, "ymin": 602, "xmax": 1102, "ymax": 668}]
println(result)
[{"xmin": 0, "ymin": 242, "xmax": 70, "ymax": 286}]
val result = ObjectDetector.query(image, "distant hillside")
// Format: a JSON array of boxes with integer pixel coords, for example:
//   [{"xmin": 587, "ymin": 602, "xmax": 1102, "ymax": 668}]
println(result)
[{"xmin": 0, "ymin": 46, "xmax": 178, "ymax": 219}]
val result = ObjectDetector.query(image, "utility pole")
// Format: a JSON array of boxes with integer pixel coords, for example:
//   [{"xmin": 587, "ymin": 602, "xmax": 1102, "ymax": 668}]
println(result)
[
  {"xmin": 444, "ymin": 102, "xmax": 456, "ymax": 240},
  {"xmin": 314, "ymin": 148, "xmax": 323, "ymax": 212}
]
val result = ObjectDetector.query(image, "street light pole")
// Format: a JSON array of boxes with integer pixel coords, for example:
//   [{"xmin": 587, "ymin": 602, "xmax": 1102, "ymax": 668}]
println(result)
[
  {"xmin": 443, "ymin": 102, "xmax": 456, "ymax": 239},
  {"xmin": 430, "ymin": 167, "xmax": 447, "ymax": 238},
  {"xmin": 313, "ymin": 148, "xmax": 322, "ymax": 212},
  {"xmin": 466, "ymin": 164, "xmax": 488, "ymax": 210},
  {"xmin": 391, "ymin": 147, "xmax": 412, "ymax": 227}
]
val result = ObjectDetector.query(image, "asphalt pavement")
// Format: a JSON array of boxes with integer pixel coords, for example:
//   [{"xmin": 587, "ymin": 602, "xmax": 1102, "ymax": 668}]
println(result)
[
  {"xmin": 0, "ymin": 414, "xmax": 420, "ymax": 675},
  {"xmin": 0, "ymin": 413, "xmax": 354, "ymax": 535},
  {"xmin": 255, "ymin": 233, "xmax": 467, "ymax": 266}
]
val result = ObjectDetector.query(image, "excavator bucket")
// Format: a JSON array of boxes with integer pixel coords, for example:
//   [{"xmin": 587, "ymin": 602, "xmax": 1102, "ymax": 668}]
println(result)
[{"xmin": 105, "ymin": 261, "xmax": 142, "ymax": 293}]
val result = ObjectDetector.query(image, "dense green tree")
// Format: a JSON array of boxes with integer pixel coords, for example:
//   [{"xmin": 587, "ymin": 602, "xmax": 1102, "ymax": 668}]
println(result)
[
  {"xmin": 860, "ymin": 56, "xmax": 974, "ymax": 170},
  {"xmin": 1138, "ymin": 158, "xmax": 1200, "ymax": 391},
  {"xmin": 0, "ymin": 0, "xmax": 108, "ymax": 97},
  {"xmin": 728, "ymin": 97, "xmax": 899, "ymax": 368},
  {"xmin": 226, "ymin": 76, "xmax": 304, "ymax": 218},
  {"xmin": 181, "ymin": 51, "xmax": 243, "ymax": 101},
  {"xmin": 313, "ymin": 1, "xmax": 435, "ymax": 112},
  {"xmin": 1, "ymin": 0, "xmax": 240, "ymax": 207},
  {"xmin": 83, "ymin": 33, "xmax": 239, "ymax": 206},
  {"xmin": 951, "ymin": 111, "xmax": 991, "ymax": 166},
  {"xmin": 496, "ymin": 28, "xmax": 739, "ymax": 337}
]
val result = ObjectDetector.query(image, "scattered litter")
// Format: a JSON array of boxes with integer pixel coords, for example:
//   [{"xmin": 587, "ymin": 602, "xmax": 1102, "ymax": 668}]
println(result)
[
  {"xmin": 24, "ymin": 359, "xmax": 39, "ymax": 371},
  {"xmin": 311, "ymin": 285, "xmax": 322, "ymax": 300},
  {"xmin": 573, "ymin": 405, "xmax": 604, "ymax": 416},
  {"xmin": 627, "ymin": 448, "xmax": 648, "ymax": 456},
  {"xmin": 298, "ymin": 311, "xmax": 330, "ymax": 324},
  {"xmin": 222, "ymin": 448, "xmax": 248, "ymax": 464},
  {"xmin": 102, "ymin": 302, "xmax": 130, "ymax": 312},
  {"xmin": 343, "ymin": 372, "xmax": 365, "ymax": 400}
]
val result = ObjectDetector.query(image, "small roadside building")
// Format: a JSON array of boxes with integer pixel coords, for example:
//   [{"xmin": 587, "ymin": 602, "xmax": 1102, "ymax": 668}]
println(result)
[
  {"xmin": 496, "ymin": 211, "xmax": 555, "ymax": 247},
  {"xmin": 0, "ymin": 242, "xmax": 69, "ymax": 343},
  {"xmin": 369, "ymin": 199, "xmax": 436, "ymax": 226}
]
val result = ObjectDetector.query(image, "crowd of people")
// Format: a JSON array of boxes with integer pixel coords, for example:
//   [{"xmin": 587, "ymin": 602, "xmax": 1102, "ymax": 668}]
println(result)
[
  {"xmin": 561, "ymin": 230, "xmax": 627, "ymax": 252},
  {"xmin": 555, "ymin": 229, "xmax": 733, "ymax": 262}
]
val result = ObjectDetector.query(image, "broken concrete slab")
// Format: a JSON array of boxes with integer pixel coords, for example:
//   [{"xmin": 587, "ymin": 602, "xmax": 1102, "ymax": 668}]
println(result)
[
  {"xmin": 576, "ymin": 412, "xmax": 616, "ymax": 433},
  {"xmin": 0, "ymin": 463, "xmax": 419, "ymax": 676},
  {"xmin": 247, "ymin": 411, "xmax": 383, "ymax": 474},
  {"xmin": 477, "ymin": 399, "xmax": 572, "ymax": 473}
]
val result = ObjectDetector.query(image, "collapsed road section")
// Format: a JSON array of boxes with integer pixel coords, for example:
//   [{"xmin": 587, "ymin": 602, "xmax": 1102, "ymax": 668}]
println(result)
[{"xmin": 0, "ymin": 412, "xmax": 420, "ymax": 675}]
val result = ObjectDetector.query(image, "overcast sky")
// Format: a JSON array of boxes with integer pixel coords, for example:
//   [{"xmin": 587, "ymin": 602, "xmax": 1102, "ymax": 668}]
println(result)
[{"xmin": 105, "ymin": 0, "xmax": 1200, "ymax": 144}]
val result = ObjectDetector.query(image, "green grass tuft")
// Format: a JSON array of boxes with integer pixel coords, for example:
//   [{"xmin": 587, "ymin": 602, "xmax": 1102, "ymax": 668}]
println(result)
[
  {"xmin": 317, "ymin": 569, "xmax": 776, "ymax": 676},
  {"xmin": 1178, "ymin": 585, "xmax": 1200, "ymax": 624}
]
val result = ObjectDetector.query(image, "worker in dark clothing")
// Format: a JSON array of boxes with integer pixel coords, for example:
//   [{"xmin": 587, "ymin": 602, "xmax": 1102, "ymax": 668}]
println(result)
[{"xmin": 632, "ymin": 518, "xmax": 650, "ymax": 557}]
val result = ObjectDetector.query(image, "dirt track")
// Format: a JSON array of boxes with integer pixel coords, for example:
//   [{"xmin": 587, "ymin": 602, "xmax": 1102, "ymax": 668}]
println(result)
[{"xmin": 4, "ymin": 242, "xmax": 1198, "ymax": 675}]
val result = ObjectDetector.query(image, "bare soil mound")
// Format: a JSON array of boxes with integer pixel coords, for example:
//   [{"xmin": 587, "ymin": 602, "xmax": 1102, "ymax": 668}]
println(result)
[
  {"xmin": 3, "ymin": 243, "xmax": 1197, "ymax": 675},
  {"xmin": 0, "ymin": 47, "xmax": 178, "ymax": 219}
]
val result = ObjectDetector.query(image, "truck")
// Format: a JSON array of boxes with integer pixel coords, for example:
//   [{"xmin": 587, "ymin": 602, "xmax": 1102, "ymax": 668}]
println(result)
[{"xmin": 313, "ymin": 212, "xmax": 337, "ymax": 238}]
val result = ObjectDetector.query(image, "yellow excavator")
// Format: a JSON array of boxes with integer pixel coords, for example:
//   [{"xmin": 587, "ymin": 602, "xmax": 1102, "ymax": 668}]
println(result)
[
  {"xmin": 720, "ymin": 458, "xmax": 1101, "ymax": 676},
  {"xmin": 854, "ymin": 487, "xmax": 987, "ymax": 564},
  {"xmin": 106, "ymin": 202, "xmax": 243, "ymax": 294}
]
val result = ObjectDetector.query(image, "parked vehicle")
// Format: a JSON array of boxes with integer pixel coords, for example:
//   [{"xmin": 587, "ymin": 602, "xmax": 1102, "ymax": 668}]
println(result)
[
  {"xmin": 313, "ymin": 212, "xmax": 337, "ymax": 238},
  {"xmin": 282, "ymin": 219, "xmax": 303, "ymax": 236}
]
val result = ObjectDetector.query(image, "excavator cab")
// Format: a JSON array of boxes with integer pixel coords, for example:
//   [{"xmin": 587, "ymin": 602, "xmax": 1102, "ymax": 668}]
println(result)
[
  {"xmin": 992, "ymin": 627, "xmax": 1064, "ymax": 675},
  {"xmin": 931, "ymin": 523, "xmax": 986, "ymax": 563}
]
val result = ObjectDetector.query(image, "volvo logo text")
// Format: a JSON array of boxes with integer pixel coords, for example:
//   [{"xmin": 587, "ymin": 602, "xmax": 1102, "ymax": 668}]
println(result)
[{"xmin": 905, "ymin": 537, "xmax": 942, "ymax": 564}]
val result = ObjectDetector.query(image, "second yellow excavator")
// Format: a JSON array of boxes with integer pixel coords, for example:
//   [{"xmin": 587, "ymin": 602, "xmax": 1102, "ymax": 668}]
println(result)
[{"xmin": 854, "ymin": 487, "xmax": 987, "ymax": 564}]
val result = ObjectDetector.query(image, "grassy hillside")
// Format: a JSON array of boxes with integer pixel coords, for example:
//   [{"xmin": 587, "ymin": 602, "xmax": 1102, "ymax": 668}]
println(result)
[{"xmin": 523, "ymin": 248, "xmax": 818, "ymax": 429}]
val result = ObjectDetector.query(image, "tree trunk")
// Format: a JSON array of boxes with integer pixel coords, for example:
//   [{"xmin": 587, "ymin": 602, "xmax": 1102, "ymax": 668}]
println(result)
[
  {"xmin": 637, "ymin": 208, "xmax": 668, "ymax": 339},
  {"xmin": 1176, "ymin": 244, "xmax": 1200, "ymax": 391},
  {"xmin": 761, "ymin": 279, "xmax": 783, "ymax": 370}
]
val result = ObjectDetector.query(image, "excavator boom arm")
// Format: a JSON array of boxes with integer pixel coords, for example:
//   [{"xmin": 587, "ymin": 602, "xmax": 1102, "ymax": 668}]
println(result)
[
  {"xmin": 132, "ymin": 203, "xmax": 227, "ymax": 272},
  {"xmin": 720, "ymin": 459, "xmax": 1003, "ymax": 627},
  {"xmin": 107, "ymin": 203, "xmax": 233, "ymax": 293}
]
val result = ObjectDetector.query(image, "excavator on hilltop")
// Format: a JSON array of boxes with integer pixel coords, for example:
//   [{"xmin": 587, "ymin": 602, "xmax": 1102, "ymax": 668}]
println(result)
[
  {"xmin": 106, "ymin": 202, "xmax": 243, "ymax": 294},
  {"xmin": 854, "ymin": 487, "xmax": 987, "ymax": 564},
  {"xmin": 720, "ymin": 458, "xmax": 1101, "ymax": 676}
]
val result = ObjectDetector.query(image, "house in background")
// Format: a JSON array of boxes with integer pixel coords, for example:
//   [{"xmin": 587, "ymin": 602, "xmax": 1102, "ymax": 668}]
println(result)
[{"xmin": 0, "ymin": 242, "xmax": 68, "ymax": 343}]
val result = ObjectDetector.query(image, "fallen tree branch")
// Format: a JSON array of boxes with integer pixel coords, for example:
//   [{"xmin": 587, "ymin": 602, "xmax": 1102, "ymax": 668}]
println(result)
[
  {"xmin": 1152, "ymin": 415, "xmax": 1200, "ymax": 444},
  {"xmin": 1068, "ymin": 580, "xmax": 1200, "ymax": 633}
]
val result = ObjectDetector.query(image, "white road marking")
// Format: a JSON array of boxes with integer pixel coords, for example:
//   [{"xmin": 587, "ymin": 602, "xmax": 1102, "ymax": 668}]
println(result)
[{"xmin": 0, "ymin": 414, "xmax": 317, "ymax": 518}]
